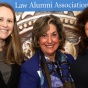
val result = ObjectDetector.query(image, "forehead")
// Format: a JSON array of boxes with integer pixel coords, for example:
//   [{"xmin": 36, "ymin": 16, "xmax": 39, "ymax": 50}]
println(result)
[
  {"xmin": 47, "ymin": 23, "xmax": 57, "ymax": 32},
  {"xmin": 0, "ymin": 6, "xmax": 14, "ymax": 19}
]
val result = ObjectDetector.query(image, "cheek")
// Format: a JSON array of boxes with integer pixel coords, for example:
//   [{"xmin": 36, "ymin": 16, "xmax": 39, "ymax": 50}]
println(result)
[
  {"xmin": 55, "ymin": 38, "xmax": 60, "ymax": 47},
  {"xmin": 85, "ymin": 30, "xmax": 88, "ymax": 37},
  {"xmin": 53, "ymin": 37, "xmax": 59, "ymax": 43},
  {"xmin": 10, "ymin": 23, "xmax": 14, "ymax": 30},
  {"xmin": 10, "ymin": 25, "xmax": 14, "ymax": 33},
  {"xmin": 39, "ymin": 38, "xmax": 46, "ymax": 45}
]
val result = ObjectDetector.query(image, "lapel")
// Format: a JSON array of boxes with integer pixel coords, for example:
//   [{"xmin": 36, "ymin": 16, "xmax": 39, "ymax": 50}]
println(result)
[
  {"xmin": 0, "ymin": 64, "xmax": 20, "ymax": 88},
  {"xmin": 7, "ymin": 64, "xmax": 20, "ymax": 87},
  {"xmin": 35, "ymin": 51, "xmax": 49, "ymax": 88},
  {"xmin": 0, "ymin": 71, "xmax": 6, "ymax": 88}
]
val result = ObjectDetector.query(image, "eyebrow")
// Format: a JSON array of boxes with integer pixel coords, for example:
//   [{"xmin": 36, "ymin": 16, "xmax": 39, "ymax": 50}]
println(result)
[
  {"xmin": 0, "ymin": 16, "xmax": 13, "ymax": 19},
  {"xmin": 52, "ymin": 31, "xmax": 58, "ymax": 33}
]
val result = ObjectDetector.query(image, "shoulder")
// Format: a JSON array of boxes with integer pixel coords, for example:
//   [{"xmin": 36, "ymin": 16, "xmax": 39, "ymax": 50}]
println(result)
[
  {"xmin": 12, "ymin": 63, "xmax": 20, "ymax": 70},
  {"xmin": 58, "ymin": 50, "xmax": 75, "ymax": 64},
  {"xmin": 21, "ymin": 52, "xmax": 39, "ymax": 72},
  {"xmin": 65, "ymin": 54, "xmax": 75, "ymax": 64}
]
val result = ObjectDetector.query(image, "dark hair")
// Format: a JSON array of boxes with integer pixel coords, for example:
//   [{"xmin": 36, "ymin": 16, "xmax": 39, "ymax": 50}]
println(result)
[
  {"xmin": 75, "ymin": 7, "xmax": 88, "ymax": 54},
  {"xmin": 0, "ymin": 2, "xmax": 23, "ymax": 64},
  {"xmin": 32, "ymin": 14, "xmax": 66, "ymax": 51}
]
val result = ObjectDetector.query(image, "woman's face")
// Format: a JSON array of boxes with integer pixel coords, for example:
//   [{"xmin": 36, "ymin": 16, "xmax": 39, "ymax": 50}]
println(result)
[
  {"xmin": 85, "ymin": 21, "xmax": 88, "ymax": 37},
  {"xmin": 39, "ymin": 23, "xmax": 60, "ymax": 57},
  {"xmin": 0, "ymin": 6, "xmax": 14, "ymax": 40}
]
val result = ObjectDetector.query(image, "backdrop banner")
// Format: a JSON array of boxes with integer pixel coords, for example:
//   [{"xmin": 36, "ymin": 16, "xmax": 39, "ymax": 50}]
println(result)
[{"xmin": 0, "ymin": 0, "xmax": 88, "ymax": 11}]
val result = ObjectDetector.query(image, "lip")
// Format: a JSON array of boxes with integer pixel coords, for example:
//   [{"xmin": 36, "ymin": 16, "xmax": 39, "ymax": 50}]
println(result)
[
  {"xmin": 0, "ymin": 29, "xmax": 8, "ymax": 31},
  {"xmin": 45, "ymin": 43, "xmax": 54, "ymax": 45},
  {"xmin": 0, "ymin": 29, "xmax": 8, "ymax": 33},
  {"xmin": 0, "ymin": 26, "xmax": 8, "ymax": 31},
  {"xmin": 45, "ymin": 45, "xmax": 54, "ymax": 48}
]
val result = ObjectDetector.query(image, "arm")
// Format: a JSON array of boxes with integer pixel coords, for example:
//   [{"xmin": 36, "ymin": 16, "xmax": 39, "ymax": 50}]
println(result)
[{"xmin": 18, "ymin": 65, "xmax": 40, "ymax": 88}]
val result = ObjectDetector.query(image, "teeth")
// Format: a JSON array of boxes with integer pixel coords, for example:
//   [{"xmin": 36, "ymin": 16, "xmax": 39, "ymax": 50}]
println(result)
[
  {"xmin": 46, "ymin": 45, "xmax": 53, "ymax": 48},
  {"xmin": 0, "ymin": 29, "xmax": 7, "ymax": 33}
]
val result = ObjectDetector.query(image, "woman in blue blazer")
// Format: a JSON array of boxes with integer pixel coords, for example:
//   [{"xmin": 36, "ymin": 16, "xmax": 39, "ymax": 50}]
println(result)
[{"xmin": 19, "ymin": 15, "xmax": 75, "ymax": 88}]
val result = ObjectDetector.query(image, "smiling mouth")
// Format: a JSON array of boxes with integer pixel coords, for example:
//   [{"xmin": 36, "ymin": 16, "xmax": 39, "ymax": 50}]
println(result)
[
  {"xmin": 0, "ymin": 29, "xmax": 8, "ymax": 33},
  {"xmin": 45, "ymin": 45, "xmax": 54, "ymax": 48}
]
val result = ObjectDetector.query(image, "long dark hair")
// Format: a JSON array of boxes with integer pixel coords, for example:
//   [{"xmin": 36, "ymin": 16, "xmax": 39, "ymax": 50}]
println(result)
[{"xmin": 75, "ymin": 7, "xmax": 88, "ymax": 54}]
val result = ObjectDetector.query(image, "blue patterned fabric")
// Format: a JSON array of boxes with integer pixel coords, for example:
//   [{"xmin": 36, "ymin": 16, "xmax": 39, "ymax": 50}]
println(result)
[
  {"xmin": 45, "ymin": 57, "xmax": 63, "ymax": 88},
  {"xmin": 18, "ymin": 50, "xmax": 74, "ymax": 88},
  {"xmin": 44, "ymin": 50, "xmax": 74, "ymax": 88},
  {"xmin": 58, "ymin": 51, "xmax": 74, "ymax": 82}
]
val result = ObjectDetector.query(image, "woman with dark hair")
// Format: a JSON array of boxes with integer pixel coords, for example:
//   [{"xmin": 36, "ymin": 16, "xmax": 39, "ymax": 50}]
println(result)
[
  {"xmin": 0, "ymin": 2, "xmax": 24, "ymax": 88},
  {"xmin": 19, "ymin": 15, "xmax": 75, "ymax": 88},
  {"xmin": 70, "ymin": 7, "xmax": 88, "ymax": 88}
]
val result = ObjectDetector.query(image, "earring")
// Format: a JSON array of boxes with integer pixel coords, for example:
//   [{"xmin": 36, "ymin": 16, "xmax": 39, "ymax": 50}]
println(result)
[{"xmin": 11, "ymin": 34, "xmax": 12, "ymax": 36}]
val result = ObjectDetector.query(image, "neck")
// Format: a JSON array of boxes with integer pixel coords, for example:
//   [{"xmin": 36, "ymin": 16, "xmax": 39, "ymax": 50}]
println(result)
[
  {"xmin": 0, "ymin": 40, "xmax": 5, "ymax": 51},
  {"xmin": 45, "ymin": 54, "xmax": 56, "ymax": 62}
]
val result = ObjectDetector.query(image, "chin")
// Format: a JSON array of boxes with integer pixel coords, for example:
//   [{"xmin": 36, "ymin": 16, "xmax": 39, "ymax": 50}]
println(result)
[{"xmin": 48, "ymin": 52, "xmax": 55, "ymax": 56}]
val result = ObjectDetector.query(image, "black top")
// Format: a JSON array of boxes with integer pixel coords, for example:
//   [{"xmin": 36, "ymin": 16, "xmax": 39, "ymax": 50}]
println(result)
[
  {"xmin": 0, "ymin": 64, "xmax": 20, "ymax": 88},
  {"xmin": 70, "ymin": 49, "xmax": 88, "ymax": 88}
]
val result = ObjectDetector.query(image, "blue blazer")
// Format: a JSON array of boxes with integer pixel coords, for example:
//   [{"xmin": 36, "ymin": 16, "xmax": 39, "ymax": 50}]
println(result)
[{"xmin": 18, "ymin": 51, "xmax": 74, "ymax": 88}]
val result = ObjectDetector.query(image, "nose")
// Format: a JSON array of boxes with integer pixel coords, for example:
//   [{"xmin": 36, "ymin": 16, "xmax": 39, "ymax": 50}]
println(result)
[
  {"xmin": 2, "ymin": 21, "xmax": 8, "ymax": 27},
  {"xmin": 47, "ymin": 36, "xmax": 52, "ymax": 43}
]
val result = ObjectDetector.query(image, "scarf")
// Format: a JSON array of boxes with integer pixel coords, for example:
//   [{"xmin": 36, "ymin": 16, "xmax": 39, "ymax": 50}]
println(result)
[{"xmin": 39, "ymin": 49, "xmax": 75, "ymax": 88}]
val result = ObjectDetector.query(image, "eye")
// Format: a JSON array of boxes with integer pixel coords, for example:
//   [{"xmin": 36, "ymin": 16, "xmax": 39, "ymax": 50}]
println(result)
[
  {"xmin": 7, "ymin": 19, "xmax": 13, "ymax": 23},
  {"xmin": 52, "ymin": 33, "xmax": 58, "ymax": 37},
  {"xmin": 0, "ymin": 18, "xmax": 3, "ymax": 21},
  {"xmin": 52, "ymin": 33, "xmax": 57, "ymax": 36},
  {"xmin": 41, "ymin": 34, "xmax": 47, "ymax": 37}
]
